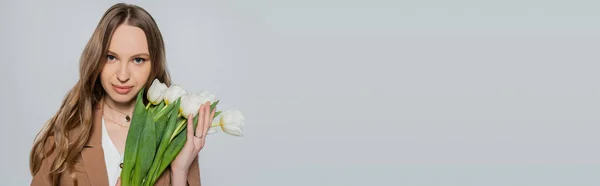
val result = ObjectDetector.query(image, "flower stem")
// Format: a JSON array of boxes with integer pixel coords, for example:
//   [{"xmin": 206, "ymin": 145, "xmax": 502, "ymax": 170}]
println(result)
[
  {"xmin": 170, "ymin": 120, "xmax": 188, "ymax": 142},
  {"xmin": 152, "ymin": 105, "xmax": 172, "ymax": 121},
  {"xmin": 159, "ymin": 105, "xmax": 168, "ymax": 113},
  {"xmin": 167, "ymin": 121, "xmax": 221, "ymax": 143}
]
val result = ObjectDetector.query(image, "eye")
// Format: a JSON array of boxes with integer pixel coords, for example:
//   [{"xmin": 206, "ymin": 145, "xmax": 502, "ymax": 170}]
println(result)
[
  {"xmin": 107, "ymin": 55, "xmax": 117, "ymax": 61},
  {"xmin": 133, "ymin": 57, "xmax": 146, "ymax": 64}
]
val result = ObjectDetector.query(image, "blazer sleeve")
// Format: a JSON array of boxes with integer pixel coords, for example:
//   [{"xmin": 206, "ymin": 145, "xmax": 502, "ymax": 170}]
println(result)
[
  {"xmin": 186, "ymin": 156, "xmax": 201, "ymax": 186},
  {"xmin": 30, "ymin": 136, "xmax": 55, "ymax": 186}
]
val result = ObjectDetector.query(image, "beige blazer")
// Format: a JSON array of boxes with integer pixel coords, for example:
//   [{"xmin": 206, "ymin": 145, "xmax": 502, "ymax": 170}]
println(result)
[{"xmin": 31, "ymin": 101, "xmax": 201, "ymax": 186}]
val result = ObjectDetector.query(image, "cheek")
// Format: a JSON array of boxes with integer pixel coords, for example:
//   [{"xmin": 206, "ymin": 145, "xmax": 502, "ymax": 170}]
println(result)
[
  {"xmin": 134, "ymin": 63, "xmax": 152, "ymax": 82},
  {"xmin": 99, "ymin": 66, "xmax": 112, "ymax": 85}
]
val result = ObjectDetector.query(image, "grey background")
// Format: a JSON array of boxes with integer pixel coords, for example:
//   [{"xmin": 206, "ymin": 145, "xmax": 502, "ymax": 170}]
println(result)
[{"xmin": 1, "ymin": 0, "xmax": 599, "ymax": 185}]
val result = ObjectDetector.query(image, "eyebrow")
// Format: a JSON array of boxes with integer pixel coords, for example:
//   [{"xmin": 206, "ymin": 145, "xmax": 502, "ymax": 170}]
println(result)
[{"xmin": 107, "ymin": 50, "xmax": 150, "ymax": 58}]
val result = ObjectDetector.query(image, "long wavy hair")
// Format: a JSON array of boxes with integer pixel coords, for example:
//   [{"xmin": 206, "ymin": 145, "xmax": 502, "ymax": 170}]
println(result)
[{"xmin": 29, "ymin": 3, "xmax": 171, "ymax": 185}]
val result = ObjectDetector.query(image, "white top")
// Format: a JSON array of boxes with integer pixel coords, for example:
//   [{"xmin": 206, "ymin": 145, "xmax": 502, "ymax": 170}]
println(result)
[{"xmin": 101, "ymin": 117, "xmax": 124, "ymax": 186}]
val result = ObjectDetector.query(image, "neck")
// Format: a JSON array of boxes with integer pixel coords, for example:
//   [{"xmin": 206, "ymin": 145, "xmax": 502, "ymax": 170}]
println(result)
[{"xmin": 103, "ymin": 96, "xmax": 135, "ymax": 114}]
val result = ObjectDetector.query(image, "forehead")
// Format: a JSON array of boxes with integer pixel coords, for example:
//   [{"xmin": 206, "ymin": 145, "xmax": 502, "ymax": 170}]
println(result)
[{"xmin": 108, "ymin": 24, "xmax": 149, "ymax": 55}]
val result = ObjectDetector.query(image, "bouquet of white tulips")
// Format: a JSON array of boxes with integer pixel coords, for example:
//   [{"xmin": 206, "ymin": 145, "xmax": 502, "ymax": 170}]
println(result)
[{"xmin": 120, "ymin": 79, "xmax": 245, "ymax": 186}]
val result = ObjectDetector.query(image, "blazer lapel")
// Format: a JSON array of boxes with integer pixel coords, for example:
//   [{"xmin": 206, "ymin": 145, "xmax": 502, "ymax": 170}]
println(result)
[{"xmin": 81, "ymin": 101, "xmax": 110, "ymax": 186}]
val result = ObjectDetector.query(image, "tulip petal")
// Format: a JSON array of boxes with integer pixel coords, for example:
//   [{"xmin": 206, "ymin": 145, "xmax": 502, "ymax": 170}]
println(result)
[
  {"xmin": 180, "ymin": 93, "xmax": 202, "ymax": 119},
  {"xmin": 147, "ymin": 79, "xmax": 168, "ymax": 105},
  {"xmin": 207, "ymin": 126, "xmax": 218, "ymax": 134},
  {"xmin": 164, "ymin": 85, "xmax": 187, "ymax": 105},
  {"xmin": 221, "ymin": 124, "xmax": 243, "ymax": 136}
]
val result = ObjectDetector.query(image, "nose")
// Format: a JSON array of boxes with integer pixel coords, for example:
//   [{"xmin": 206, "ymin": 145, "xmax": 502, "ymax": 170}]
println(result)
[{"xmin": 117, "ymin": 61, "xmax": 130, "ymax": 83}]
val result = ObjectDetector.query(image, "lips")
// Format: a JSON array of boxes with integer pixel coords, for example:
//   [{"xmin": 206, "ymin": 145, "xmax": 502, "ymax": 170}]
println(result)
[{"xmin": 113, "ymin": 85, "xmax": 133, "ymax": 94}]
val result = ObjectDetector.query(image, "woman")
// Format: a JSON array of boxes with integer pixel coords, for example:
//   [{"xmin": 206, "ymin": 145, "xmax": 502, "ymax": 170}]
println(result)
[{"xmin": 29, "ymin": 3, "xmax": 214, "ymax": 186}]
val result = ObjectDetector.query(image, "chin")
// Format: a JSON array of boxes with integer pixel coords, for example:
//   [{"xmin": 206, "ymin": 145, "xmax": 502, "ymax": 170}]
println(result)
[{"xmin": 108, "ymin": 92, "xmax": 136, "ymax": 103}]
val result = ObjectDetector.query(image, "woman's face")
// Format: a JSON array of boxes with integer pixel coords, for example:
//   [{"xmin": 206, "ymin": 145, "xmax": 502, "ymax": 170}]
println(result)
[{"xmin": 100, "ymin": 24, "xmax": 152, "ymax": 103}]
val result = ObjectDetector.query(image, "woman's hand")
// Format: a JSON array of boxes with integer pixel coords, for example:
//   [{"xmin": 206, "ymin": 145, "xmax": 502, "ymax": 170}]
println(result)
[{"xmin": 170, "ymin": 101, "xmax": 215, "ymax": 178}]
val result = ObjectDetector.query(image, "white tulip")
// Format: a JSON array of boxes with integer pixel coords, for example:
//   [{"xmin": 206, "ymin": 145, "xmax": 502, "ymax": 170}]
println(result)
[
  {"xmin": 218, "ymin": 109, "xmax": 245, "ymax": 136},
  {"xmin": 163, "ymin": 85, "xmax": 187, "ymax": 105},
  {"xmin": 197, "ymin": 90, "xmax": 216, "ymax": 105},
  {"xmin": 147, "ymin": 79, "xmax": 168, "ymax": 105},
  {"xmin": 207, "ymin": 116, "xmax": 221, "ymax": 134},
  {"xmin": 207, "ymin": 126, "xmax": 218, "ymax": 134},
  {"xmin": 180, "ymin": 93, "xmax": 202, "ymax": 119}
]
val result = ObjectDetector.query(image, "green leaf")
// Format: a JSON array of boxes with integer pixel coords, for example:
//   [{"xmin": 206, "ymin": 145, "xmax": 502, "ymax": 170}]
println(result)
[
  {"xmin": 170, "ymin": 117, "xmax": 194, "ymax": 142},
  {"xmin": 214, "ymin": 111, "xmax": 222, "ymax": 119},
  {"xmin": 133, "ymin": 103, "xmax": 158, "ymax": 185},
  {"xmin": 157, "ymin": 127, "xmax": 188, "ymax": 179},
  {"xmin": 154, "ymin": 102, "xmax": 170, "ymax": 147},
  {"xmin": 153, "ymin": 101, "xmax": 175, "ymax": 121},
  {"xmin": 210, "ymin": 100, "xmax": 220, "ymax": 111},
  {"xmin": 156, "ymin": 101, "xmax": 166, "ymax": 113},
  {"xmin": 120, "ymin": 88, "xmax": 148, "ymax": 186},
  {"xmin": 145, "ymin": 98, "xmax": 182, "ymax": 185},
  {"xmin": 148, "ymin": 104, "xmax": 157, "ymax": 113},
  {"xmin": 154, "ymin": 113, "xmax": 169, "ymax": 146}
]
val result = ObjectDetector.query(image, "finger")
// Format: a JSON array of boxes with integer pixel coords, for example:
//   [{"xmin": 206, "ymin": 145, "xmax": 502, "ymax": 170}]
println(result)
[
  {"xmin": 116, "ymin": 177, "xmax": 121, "ymax": 186},
  {"xmin": 204, "ymin": 105, "xmax": 215, "ymax": 137},
  {"xmin": 195, "ymin": 104, "xmax": 206, "ymax": 138},
  {"xmin": 186, "ymin": 114, "xmax": 194, "ymax": 143},
  {"xmin": 198, "ymin": 102, "xmax": 213, "ymax": 151},
  {"xmin": 203, "ymin": 101, "xmax": 212, "ymax": 137},
  {"xmin": 200, "ymin": 137, "xmax": 206, "ymax": 151}
]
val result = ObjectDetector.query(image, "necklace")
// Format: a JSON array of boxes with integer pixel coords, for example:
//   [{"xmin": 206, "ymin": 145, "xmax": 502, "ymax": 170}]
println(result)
[
  {"xmin": 104, "ymin": 114, "xmax": 130, "ymax": 128},
  {"xmin": 104, "ymin": 99, "xmax": 132, "ymax": 122}
]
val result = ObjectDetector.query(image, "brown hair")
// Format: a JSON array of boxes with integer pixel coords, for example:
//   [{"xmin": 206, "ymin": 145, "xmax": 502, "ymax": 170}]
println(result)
[{"xmin": 29, "ymin": 3, "xmax": 171, "ymax": 185}]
